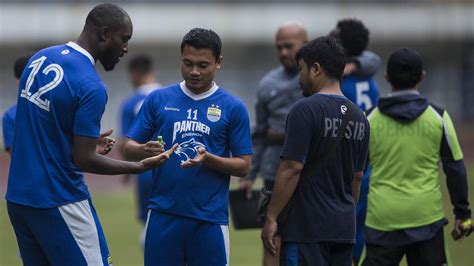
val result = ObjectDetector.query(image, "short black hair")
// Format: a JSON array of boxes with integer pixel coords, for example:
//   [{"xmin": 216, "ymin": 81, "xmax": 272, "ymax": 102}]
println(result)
[
  {"xmin": 85, "ymin": 3, "xmax": 130, "ymax": 32},
  {"xmin": 386, "ymin": 48, "xmax": 424, "ymax": 90},
  {"xmin": 14, "ymin": 54, "xmax": 31, "ymax": 79},
  {"xmin": 128, "ymin": 55, "xmax": 153, "ymax": 75},
  {"xmin": 334, "ymin": 19, "xmax": 369, "ymax": 57},
  {"xmin": 295, "ymin": 36, "xmax": 346, "ymax": 81},
  {"xmin": 180, "ymin": 28, "xmax": 222, "ymax": 60}
]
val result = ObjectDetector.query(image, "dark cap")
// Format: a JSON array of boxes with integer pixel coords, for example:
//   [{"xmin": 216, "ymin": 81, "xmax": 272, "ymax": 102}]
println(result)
[{"xmin": 387, "ymin": 48, "xmax": 423, "ymax": 77}]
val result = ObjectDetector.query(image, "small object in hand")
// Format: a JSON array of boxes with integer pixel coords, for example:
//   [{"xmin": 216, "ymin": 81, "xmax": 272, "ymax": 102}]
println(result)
[
  {"xmin": 157, "ymin": 136, "xmax": 164, "ymax": 146},
  {"xmin": 451, "ymin": 219, "xmax": 472, "ymax": 240}
]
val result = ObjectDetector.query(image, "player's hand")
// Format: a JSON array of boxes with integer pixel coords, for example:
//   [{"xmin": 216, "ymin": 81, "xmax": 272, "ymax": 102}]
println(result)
[
  {"xmin": 343, "ymin": 62, "xmax": 358, "ymax": 77},
  {"xmin": 180, "ymin": 146, "xmax": 207, "ymax": 168},
  {"xmin": 453, "ymin": 219, "xmax": 472, "ymax": 241},
  {"xmin": 239, "ymin": 179, "xmax": 254, "ymax": 199},
  {"xmin": 96, "ymin": 128, "xmax": 116, "ymax": 155},
  {"xmin": 140, "ymin": 144, "xmax": 178, "ymax": 170},
  {"xmin": 144, "ymin": 140, "xmax": 165, "ymax": 155},
  {"xmin": 261, "ymin": 217, "xmax": 278, "ymax": 256}
]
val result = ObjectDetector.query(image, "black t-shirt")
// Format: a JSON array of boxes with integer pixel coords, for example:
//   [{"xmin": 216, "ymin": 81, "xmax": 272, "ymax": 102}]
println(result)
[{"xmin": 280, "ymin": 94, "xmax": 369, "ymax": 243}]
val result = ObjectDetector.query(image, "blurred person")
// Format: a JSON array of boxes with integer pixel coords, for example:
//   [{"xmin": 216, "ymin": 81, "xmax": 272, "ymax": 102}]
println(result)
[
  {"xmin": 241, "ymin": 20, "xmax": 379, "ymax": 266},
  {"xmin": 239, "ymin": 21, "xmax": 308, "ymax": 266},
  {"xmin": 261, "ymin": 36, "xmax": 370, "ymax": 266},
  {"xmin": 330, "ymin": 18, "xmax": 381, "ymax": 264},
  {"xmin": 119, "ymin": 55, "xmax": 161, "ymax": 246},
  {"xmin": 2, "ymin": 54, "xmax": 31, "ymax": 155},
  {"xmin": 124, "ymin": 28, "xmax": 252, "ymax": 266},
  {"xmin": 363, "ymin": 48, "xmax": 472, "ymax": 266},
  {"xmin": 6, "ymin": 4, "xmax": 175, "ymax": 266}
]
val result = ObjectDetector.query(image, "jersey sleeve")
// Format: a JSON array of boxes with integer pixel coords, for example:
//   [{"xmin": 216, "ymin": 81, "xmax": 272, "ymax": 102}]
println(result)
[
  {"xmin": 2, "ymin": 111, "xmax": 15, "ymax": 151},
  {"xmin": 73, "ymin": 81, "xmax": 108, "ymax": 138},
  {"xmin": 126, "ymin": 94, "xmax": 157, "ymax": 144},
  {"xmin": 280, "ymin": 101, "xmax": 314, "ymax": 163},
  {"xmin": 228, "ymin": 100, "xmax": 253, "ymax": 156},
  {"xmin": 353, "ymin": 51, "xmax": 381, "ymax": 77},
  {"xmin": 440, "ymin": 110, "xmax": 463, "ymax": 161}
]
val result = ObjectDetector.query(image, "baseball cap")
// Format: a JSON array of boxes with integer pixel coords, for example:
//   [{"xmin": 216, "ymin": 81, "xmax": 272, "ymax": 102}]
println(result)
[{"xmin": 387, "ymin": 48, "xmax": 423, "ymax": 76}]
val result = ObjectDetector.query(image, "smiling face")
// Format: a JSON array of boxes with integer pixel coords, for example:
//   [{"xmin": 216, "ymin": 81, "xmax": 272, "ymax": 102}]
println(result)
[
  {"xmin": 99, "ymin": 18, "xmax": 133, "ymax": 71},
  {"xmin": 180, "ymin": 44, "xmax": 222, "ymax": 94}
]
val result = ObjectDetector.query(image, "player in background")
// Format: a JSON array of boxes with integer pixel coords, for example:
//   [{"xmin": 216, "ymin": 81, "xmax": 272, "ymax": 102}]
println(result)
[
  {"xmin": 2, "ymin": 54, "xmax": 30, "ymax": 155},
  {"xmin": 330, "ymin": 18, "xmax": 381, "ymax": 264},
  {"xmin": 363, "ymin": 48, "xmax": 472, "ymax": 265},
  {"xmin": 119, "ymin": 55, "xmax": 162, "ymax": 247},
  {"xmin": 261, "ymin": 36, "xmax": 370, "ymax": 266},
  {"xmin": 6, "ymin": 4, "xmax": 175, "ymax": 266},
  {"xmin": 124, "ymin": 28, "xmax": 253, "ymax": 266}
]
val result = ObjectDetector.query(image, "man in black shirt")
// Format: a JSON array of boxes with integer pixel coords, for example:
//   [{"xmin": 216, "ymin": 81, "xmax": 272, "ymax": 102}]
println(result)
[{"xmin": 261, "ymin": 36, "xmax": 370, "ymax": 266}]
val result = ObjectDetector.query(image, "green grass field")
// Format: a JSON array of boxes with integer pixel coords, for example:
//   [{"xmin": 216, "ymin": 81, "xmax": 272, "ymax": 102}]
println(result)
[{"xmin": 1, "ymin": 172, "xmax": 473, "ymax": 266}]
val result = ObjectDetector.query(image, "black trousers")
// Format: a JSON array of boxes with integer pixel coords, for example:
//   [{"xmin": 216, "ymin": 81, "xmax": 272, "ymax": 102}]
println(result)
[
  {"xmin": 280, "ymin": 242, "xmax": 353, "ymax": 266},
  {"xmin": 362, "ymin": 228, "xmax": 447, "ymax": 266}
]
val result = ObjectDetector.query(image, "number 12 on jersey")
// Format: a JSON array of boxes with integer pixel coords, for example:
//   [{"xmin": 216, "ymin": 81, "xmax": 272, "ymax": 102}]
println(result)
[{"xmin": 21, "ymin": 56, "xmax": 64, "ymax": 112}]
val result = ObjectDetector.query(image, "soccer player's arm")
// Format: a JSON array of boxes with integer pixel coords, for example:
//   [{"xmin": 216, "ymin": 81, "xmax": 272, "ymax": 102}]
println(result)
[
  {"xmin": 439, "ymin": 111, "xmax": 471, "ymax": 224},
  {"xmin": 265, "ymin": 101, "xmax": 313, "ymax": 222},
  {"xmin": 73, "ymin": 82, "xmax": 173, "ymax": 174},
  {"xmin": 2, "ymin": 111, "xmax": 14, "ymax": 155},
  {"xmin": 123, "ymin": 95, "xmax": 166, "ymax": 161},
  {"xmin": 244, "ymin": 87, "xmax": 269, "ymax": 182},
  {"xmin": 351, "ymin": 51, "xmax": 381, "ymax": 77}
]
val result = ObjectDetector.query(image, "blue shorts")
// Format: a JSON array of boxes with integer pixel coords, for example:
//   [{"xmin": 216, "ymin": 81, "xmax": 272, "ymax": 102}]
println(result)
[
  {"xmin": 144, "ymin": 210, "xmax": 229, "ymax": 266},
  {"xmin": 7, "ymin": 199, "xmax": 111, "ymax": 266},
  {"xmin": 281, "ymin": 242, "xmax": 353, "ymax": 266},
  {"xmin": 136, "ymin": 171, "xmax": 153, "ymax": 223}
]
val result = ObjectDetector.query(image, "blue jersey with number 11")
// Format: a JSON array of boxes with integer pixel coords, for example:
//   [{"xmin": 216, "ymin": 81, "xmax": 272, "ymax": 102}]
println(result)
[
  {"xmin": 128, "ymin": 82, "xmax": 253, "ymax": 224},
  {"xmin": 6, "ymin": 42, "xmax": 107, "ymax": 208}
]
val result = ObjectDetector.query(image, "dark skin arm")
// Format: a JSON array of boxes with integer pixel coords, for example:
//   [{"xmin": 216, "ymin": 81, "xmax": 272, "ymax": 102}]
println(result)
[
  {"xmin": 352, "ymin": 171, "xmax": 364, "ymax": 204},
  {"xmin": 261, "ymin": 159, "xmax": 303, "ymax": 255},
  {"xmin": 73, "ymin": 134, "xmax": 176, "ymax": 175}
]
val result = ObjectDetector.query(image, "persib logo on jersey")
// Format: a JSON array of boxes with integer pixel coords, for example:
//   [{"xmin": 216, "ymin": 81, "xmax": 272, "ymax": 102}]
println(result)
[
  {"xmin": 175, "ymin": 138, "xmax": 205, "ymax": 163},
  {"xmin": 207, "ymin": 104, "xmax": 221, "ymax": 122}
]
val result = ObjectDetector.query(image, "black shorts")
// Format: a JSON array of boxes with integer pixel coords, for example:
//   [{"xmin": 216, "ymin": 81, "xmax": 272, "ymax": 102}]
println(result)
[
  {"xmin": 362, "ymin": 228, "xmax": 447, "ymax": 266},
  {"xmin": 280, "ymin": 241, "xmax": 353, "ymax": 266}
]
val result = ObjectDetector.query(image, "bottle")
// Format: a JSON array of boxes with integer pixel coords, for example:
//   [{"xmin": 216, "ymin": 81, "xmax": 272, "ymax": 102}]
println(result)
[
  {"xmin": 451, "ymin": 219, "xmax": 472, "ymax": 240},
  {"xmin": 157, "ymin": 136, "xmax": 164, "ymax": 146}
]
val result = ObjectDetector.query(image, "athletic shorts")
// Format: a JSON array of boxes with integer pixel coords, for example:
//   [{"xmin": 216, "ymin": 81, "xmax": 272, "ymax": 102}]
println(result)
[
  {"xmin": 7, "ymin": 199, "xmax": 111, "ymax": 266},
  {"xmin": 144, "ymin": 210, "xmax": 229, "ymax": 266},
  {"xmin": 362, "ymin": 228, "xmax": 447, "ymax": 266},
  {"xmin": 280, "ymin": 241, "xmax": 353, "ymax": 266}
]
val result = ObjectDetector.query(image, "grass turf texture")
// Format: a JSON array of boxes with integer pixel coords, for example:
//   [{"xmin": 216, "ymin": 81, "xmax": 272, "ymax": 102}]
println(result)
[{"xmin": 1, "ymin": 171, "xmax": 473, "ymax": 266}]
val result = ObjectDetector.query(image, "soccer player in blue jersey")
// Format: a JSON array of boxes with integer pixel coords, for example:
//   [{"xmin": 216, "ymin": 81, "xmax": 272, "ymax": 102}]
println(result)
[
  {"xmin": 2, "ymin": 54, "xmax": 30, "ymax": 155},
  {"xmin": 6, "ymin": 4, "xmax": 175, "ymax": 266},
  {"xmin": 331, "ymin": 18, "xmax": 381, "ymax": 264},
  {"xmin": 124, "ymin": 28, "xmax": 253, "ymax": 266},
  {"xmin": 120, "ymin": 55, "xmax": 161, "ymax": 246}
]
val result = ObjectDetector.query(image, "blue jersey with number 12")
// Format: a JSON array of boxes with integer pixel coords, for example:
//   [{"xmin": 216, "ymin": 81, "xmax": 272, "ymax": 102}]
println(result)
[
  {"xmin": 6, "ymin": 42, "xmax": 107, "ymax": 208},
  {"xmin": 127, "ymin": 82, "xmax": 253, "ymax": 224}
]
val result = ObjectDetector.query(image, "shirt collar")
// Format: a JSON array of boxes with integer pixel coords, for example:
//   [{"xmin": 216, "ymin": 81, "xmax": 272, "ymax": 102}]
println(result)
[
  {"xmin": 66, "ymin": 41, "xmax": 95, "ymax": 65},
  {"xmin": 179, "ymin": 81, "xmax": 219, "ymax": 101},
  {"xmin": 388, "ymin": 90, "xmax": 420, "ymax": 97}
]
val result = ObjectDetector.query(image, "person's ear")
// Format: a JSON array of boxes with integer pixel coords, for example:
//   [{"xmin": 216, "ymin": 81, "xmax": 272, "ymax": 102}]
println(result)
[
  {"xmin": 311, "ymin": 62, "xmax": 322, "ymax": 77},
  {"xmin": 98, "ymin": 26, "xmax": 111, "ymax": 42},
  {"xmin": 419, "ymin": 71, "xmax": 426, "ymax": 82},
  {"xmin": 216, "ymin": 56, "xmax": 223, "ymax": 70}
]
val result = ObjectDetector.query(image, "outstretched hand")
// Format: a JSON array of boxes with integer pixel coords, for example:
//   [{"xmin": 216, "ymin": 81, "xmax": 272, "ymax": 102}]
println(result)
[
  {"xmin": 140, "ymin": 143, "xmax": 178, "ymax": 170},
  {"xmin": 96, "ymin": 128, "xmax": 116, "ymax": 155},
  {"xmin": 181, "ymin": 146, "xmax": 207, "ymax": 168}
]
